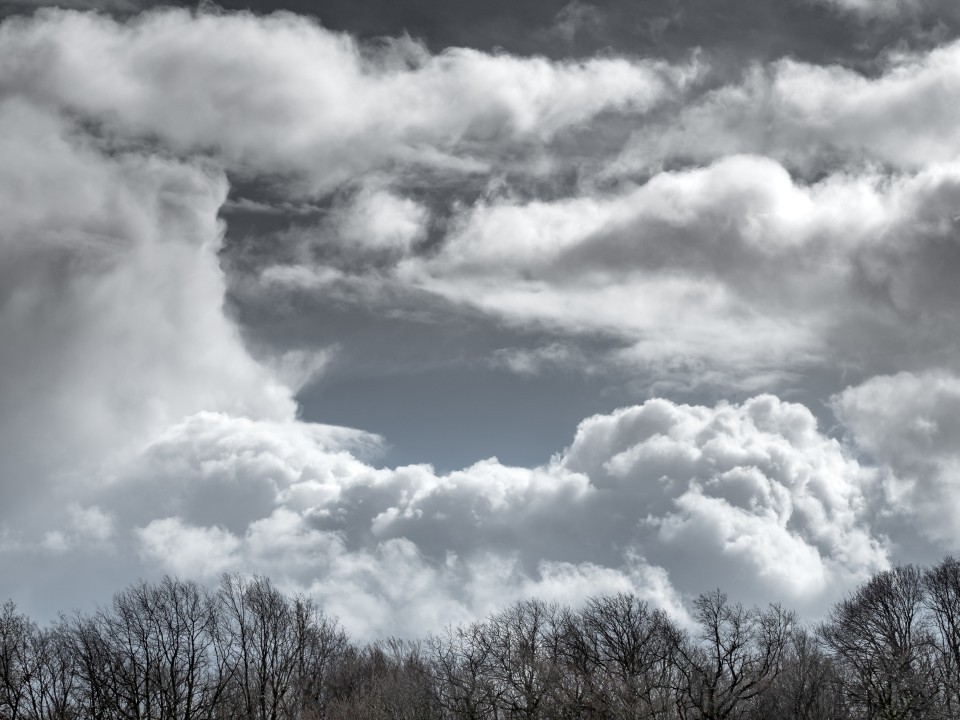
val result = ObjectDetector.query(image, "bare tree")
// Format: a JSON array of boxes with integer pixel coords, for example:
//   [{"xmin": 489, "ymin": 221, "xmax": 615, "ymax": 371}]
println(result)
[
  {"xmin": 219, "ymin": 574, "xmax": 300, "ymax": 720},
  {"xmin": 428, "ymin": 623, "xmax": 498, "ymax": 720},
  {"xmin": 21, "ymin": 620, "xmax": 79, "ymax": 720},
  {"xmin": 284, "ymin": 596, "xmax": 349, "ymax": 720},
  {"xmin": 0, "ymin": 601, "xmax": 33, "ymax": 720},
  {"xmin": 819, "ymin": 564, "xmax": 941, "ymax": 720},
  {"xmin": 745, "ymin": 627, "xmax": 844, "ymax": 720},
  {"xmin": 924, "ymin": 556, "xmax": 960, "ymax": 715},
  {"xmin": 20, "ymin": 564, "xmax": 960, "ymax": 719},
  {"xmin": 671, "ymin": 590, "xmax": 795, "ymax": 720},
  {"xmin": 477, "ymin": 598, "xmax": 564, "ymax": 720},
  {"xmin": 59, "ymin": 577, "xmax": 227, "ymax": 720},
  {"xmin": 558, "ymin": 593, "xmax": 677, "ymax": 719},
  {"xmin": 218, "ymin": 573, "xmax": 347, "ymax": 720},
  {"xmin": 325, "ymin": 638, "xmax": 440, "ymax": 720}
]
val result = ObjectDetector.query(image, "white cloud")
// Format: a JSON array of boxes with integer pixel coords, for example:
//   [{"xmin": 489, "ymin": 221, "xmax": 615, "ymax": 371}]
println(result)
[
  {"xmin": 612, "ymin": 38, "xmax": 960, "ymax": 173},
  {"xmin": 558, "ymin": 395, "xmax": 887, "ymax": 601},
  {"xmin": 2, "ymin": 3, "xmax": 958, "ymax": 637},
  {"xmin": 102, "ymin": 393, "xmax": 884, "ymax": 635},
  {"xmin": 0, "ymin": 8, "xmax": 688, "ymax": 194},
  {"xmin": 0, "ymin": 91, "xmax": 883, "ymax": 631},
  {"xmin": 67, "ymin": 504, "xmax": 115, "ymax": 544},
  {"xmin": 333, "ymin": 186, "xmax": 428, "ymax": 253},
  {"xmin": 377, "ymin": 154, "xmax": 960, "ymax": 386},
  {"xmin": 810, "ymin": 0, "xmax": 920, "ymax": 19},
  {"xmin": 137, "ymin": 518, "xmax": 242, "ymax": 578},
  {"xmin": 0, "ymin": 97, "xmax": 295, "ymax": 528},
  {"xmin": 264, "ymin": 347, "xmax": 338, "ymax": 394},
  {"xmin": 834, "ymin": 371, "xmax": 960, "ymax": 549}
]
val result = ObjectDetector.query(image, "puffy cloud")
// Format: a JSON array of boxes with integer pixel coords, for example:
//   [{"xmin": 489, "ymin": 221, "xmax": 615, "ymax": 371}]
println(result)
[
  {"xmin": 0, "ymin": 2, "xmax": 955, "ymax": 638},
  {"xmin": 137, "ymin": 518, "xmax": 242, "ymax": 578},
  {"xmin": 0, "ymin": 8, "xmax": 688, "ymax": 193},
  {"xmin": 332, "ymin": 186, "xmax": 428, "ymax": 254},
  {"xmin": 337, "ymin": 154, "xmax": 957, "ymax": 388},
  {"xmin": 613, "ymin": 38, "xmax": 960, "ymax": 173},
  {"xmin": 558, "ymin": 395, "xmax": 886, "ymax": 601},
  {"xmin": 834, "ymin": 371, "xmax": 960, "ymax": 549},
  {"xmin": 0, "ymin": 97, "xmax": 294, "ymax": 525},
  {"xmin": 5, "ymin": 6, "xmax": 951, "ymax": 392},
  {"xmin": 182, "ymin": 21, "xmax": 960, "ymax": 394},
  {"xmin": 101, "ymin": 393, "xmax": 884, "ymax": 635},
  {"xmin": 0, "ymin": 95, "xmax": 835, "ymax": 636}
]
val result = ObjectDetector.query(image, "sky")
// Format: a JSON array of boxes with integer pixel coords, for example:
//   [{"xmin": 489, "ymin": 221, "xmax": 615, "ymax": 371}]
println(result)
[{"xmin": 2, "ymin": 0, "xmax": 960, "ymax": 639}]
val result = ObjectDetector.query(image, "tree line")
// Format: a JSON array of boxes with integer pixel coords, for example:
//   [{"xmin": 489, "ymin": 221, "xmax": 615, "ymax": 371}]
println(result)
[{"xmin": 3, "ymin": 558, "xmax": 960, "ymax": 719}]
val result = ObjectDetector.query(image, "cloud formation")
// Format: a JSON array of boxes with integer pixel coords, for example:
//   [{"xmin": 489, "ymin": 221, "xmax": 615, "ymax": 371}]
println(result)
[
  {"xmin": 614, "ymin": 38, "xmax": 960, "ymax": 173},
  {"xmin": 0, "ymin": 8, "xmax": 688, "ymax": 192},
  {"xmin": 112, "ymin": 394, "xmax": 885, "ymax": 636},
  {"xmin": 811, "ymin": 0, "xmax": 920, "ymax": 19},
  {"xmin": 0, "ymin": 4, "xmax": 957, "ymax": 639},
  {"xmin": 834, "ymin": 371, "xmax": 960, "ymax": 551}
]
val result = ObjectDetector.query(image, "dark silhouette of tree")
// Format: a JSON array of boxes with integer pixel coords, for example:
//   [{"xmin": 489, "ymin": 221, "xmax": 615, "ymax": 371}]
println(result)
[
  {"xmin": 558, "ymin": 592, "xmax": 677, "ymax": 719},
  {"xmin": 924, "ymin": 555, "xmax": 960, "ymax": 715},
  {"xmin": 218, "ymin": 574, "xmax": 345, "ymax": 720},
  {"xmin": 745, "ymin": 627, "xmax": 844, "ymax": 720},
  {"xmin": 0, "ymin": 600, "xmax": 32, "ymax": 720},
  {"xmin": 671, "ymin": 590, "xmax": 795, "ymax": 720},
  {"xmin": 819, "ymin": 564, "xmax": 941, "ymax": 720},
  {"xmin": 9, "ymin": 558, "xmax": 960, "ymax": 719},
  {"xmin": 428, "ymin": 623, "xmax": 498, "ymax": 720},
  {"xmin": 475, "ymin": 598, "xmax": 564, "ymax": 720}
]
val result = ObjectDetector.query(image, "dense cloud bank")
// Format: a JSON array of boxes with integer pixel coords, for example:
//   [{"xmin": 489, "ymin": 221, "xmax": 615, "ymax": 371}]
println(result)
[{"xmin": 1, "ymin": 4, "xmax": 960, "ymax": 637}]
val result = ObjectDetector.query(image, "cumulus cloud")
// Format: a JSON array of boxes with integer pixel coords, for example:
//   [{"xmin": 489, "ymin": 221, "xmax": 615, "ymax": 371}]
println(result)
[
  {"xmin": 557, "ymin": 395, "xmax": 886, "ymax": 601},
  {"xmin": 0, "ymin": 97, "xmax": 294, "ymax": 523},
  {"xmin": 94, "ymin": 393, "xmax": 883, "ymax": 635},
  {"xmin": 0, "ymin": 8, "xmax": 689, "ymax": 193},
  {"xmin": 612, "ymin": 37, "xmax": 960, "ymax": 173},
  {"xmin": 6, "ymin": 6, "xmax": 953, "ymax": 389},
  {"xmin": 2, "ymin": 2, "xmax": 958, "ymax": 638},
  {"xmin": 137, "ymin": 518, "xmax": 242, "ymax": 578},
  {"xmin": 834, "ymin": 371, "xmax": 960, "ymax": 550},
  {"xmin": 342, "ymin": 154, "xmax": 957, "ymax": 387}
]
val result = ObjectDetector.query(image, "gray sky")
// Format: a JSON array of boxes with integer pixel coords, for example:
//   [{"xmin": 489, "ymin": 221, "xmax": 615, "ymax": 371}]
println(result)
[{"xmin": 2, "ymin": 0, "xmax": 960, "ymax": 638}]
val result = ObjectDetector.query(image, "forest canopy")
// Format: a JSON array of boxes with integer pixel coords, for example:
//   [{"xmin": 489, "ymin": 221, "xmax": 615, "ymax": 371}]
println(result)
[{"xmin": 4, "ymin": 557, "xmax": 960, "ymax": 719}]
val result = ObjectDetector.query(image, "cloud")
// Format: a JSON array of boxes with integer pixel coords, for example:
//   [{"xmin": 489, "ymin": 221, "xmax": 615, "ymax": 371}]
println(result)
[
  {"xmin": 8, "ymin": 7, "xmax": 959, "ymax": 390},
  {"xmin": 0, "ymin": 97, "xmax": 295, "ymax": 526},
  {"xmin": 98, "ymin": 393, "xmax": 884, "ymax": 635},
  {"xmin": 0, "ymin": 0, "xmax": 141, "ymax": 12},
  {"xmin": 547, "ymin": 1, "xmax": 605, "ymax": 43},
  {"xmin": 263, "ymin": 347, "xmax": 338, "ymax": 393},
  {"xmin": 1, "ymin": 2, "xmax": 957, "ymax": 639},
  {"xmin": 612, "ymin": 37, "xmax": 960, "ymax": 173},
  {"xmin": 558, "ymin": 395, "xmax": 887, "ymax": 601},
  {"xmin": 332, "ymin": 186, "xmax": 428, "ymax": 253},
  {"xmin": 137, "ymin": 518, "xmax": 241, "ymax": 578},
  {"xmin": 0, "ymin": 8, "xmax": 689, "ymax": 194},
  {"xmin": 834, "ymin": 371, "xmax": 960, "ymax": 550},
  {"xmin": 338, "ymin": 154, "xmax": 957, "ymax": 389},
  {"xmin": 808, "ymin": 0, "xmax": 921, "ymax": 19},
  {"xmin": 489, "ymin": 343, "xmax": 590, "ymax": 376}
]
